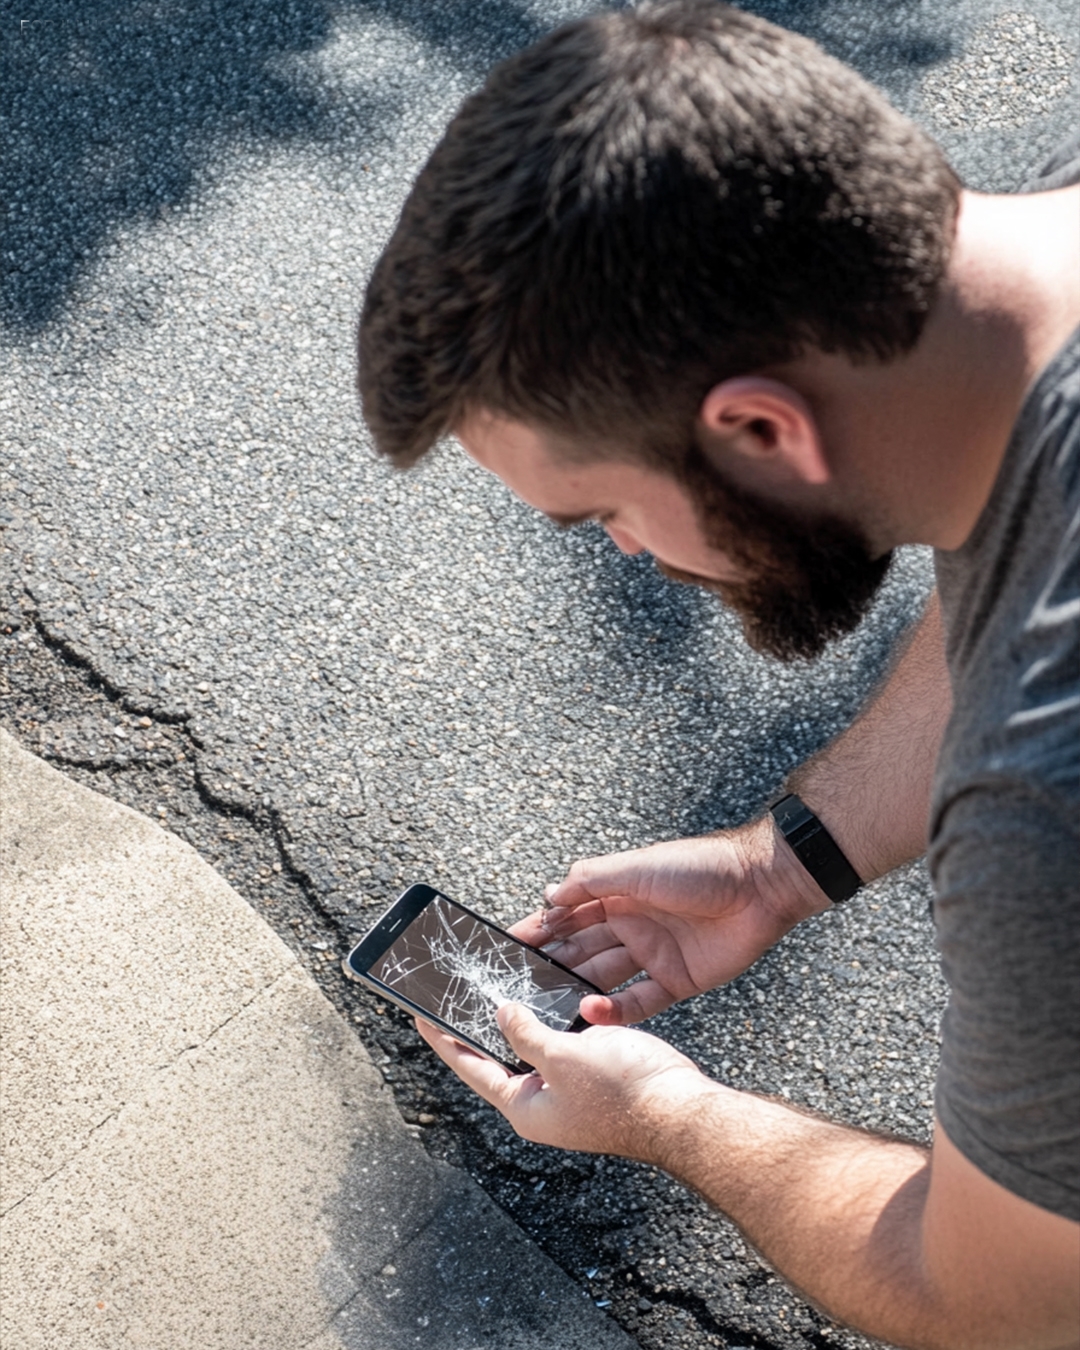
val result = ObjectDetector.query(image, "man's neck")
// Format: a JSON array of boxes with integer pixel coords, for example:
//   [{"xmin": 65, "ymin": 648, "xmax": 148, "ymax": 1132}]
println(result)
[{"xmin": 786, "ymin": 185, "xmax": 1080, "ymax": 552}]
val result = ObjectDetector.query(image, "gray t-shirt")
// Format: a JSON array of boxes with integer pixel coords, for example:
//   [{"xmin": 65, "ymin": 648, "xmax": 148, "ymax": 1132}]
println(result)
[{"xmin": 931, "ymin": 266, "xmax": 1080, "ymax": 1220}]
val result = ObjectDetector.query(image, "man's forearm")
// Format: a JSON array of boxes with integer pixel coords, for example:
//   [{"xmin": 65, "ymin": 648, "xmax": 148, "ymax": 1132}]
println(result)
[
  {"xmin": 788, "ymin": 590, "xmax": 951, "ymax": 882},
  {"xmin": 651, "ymin": 1083, "xmax": 945, "ymax": 1349}
]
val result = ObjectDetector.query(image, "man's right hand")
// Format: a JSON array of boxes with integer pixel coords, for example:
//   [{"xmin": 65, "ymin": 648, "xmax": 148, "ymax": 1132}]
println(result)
[{"xmin": 509, "ymin": 814, "xmax": 833, "ymax": 1025}]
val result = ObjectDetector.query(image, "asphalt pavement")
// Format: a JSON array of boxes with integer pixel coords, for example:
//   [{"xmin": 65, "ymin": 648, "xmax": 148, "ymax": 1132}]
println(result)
[{"xmin": 2, "ymin": 2, "xmax": 1077, "ymax": 1348}]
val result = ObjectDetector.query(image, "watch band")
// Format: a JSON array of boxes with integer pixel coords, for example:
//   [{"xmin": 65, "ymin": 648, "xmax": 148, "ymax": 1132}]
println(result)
[{"xmin": 769, "ymin": 793, "xmax": 862, "ymax": 903}]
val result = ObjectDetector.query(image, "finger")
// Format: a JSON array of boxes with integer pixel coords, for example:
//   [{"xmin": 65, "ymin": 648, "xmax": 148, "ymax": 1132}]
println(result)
[
  {"xmin": 415, "ymin": 1018, "xmax": 517, "ymax": 1105},
  {"xmin": 546, "ymin": 852, "xmax": 642, "ymax": 911},
  {"xmin": 506, "ymin": 910, "xmax": 549, "ymax": 945},
  {"xmin": 508, "ymin": 912, "xmax": 624, "ymax": 972},
  {"xmin": 578, "ymin": 978, "xmax": 675, "ymax": 1026},
  {"xmin": 497, "ymin": 1002, "xmax": 561, "ymax": 1071},
  {"xmin": 572, "ymin": 946, "xmax": 643, "ymax": 993},
  {"xmin": 541, "ymin": 897, "xmax": 611, "ymax": 939},
  {"xmin": 538, "ymin": 919, "xmax": 624, "ymax": 967},
  {"xmin": 509, "ymin": 914, "xmax": 631, "ymax": 994}
]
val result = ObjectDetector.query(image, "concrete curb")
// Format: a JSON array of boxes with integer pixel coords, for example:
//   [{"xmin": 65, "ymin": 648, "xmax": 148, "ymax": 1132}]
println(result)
[{"xmin": 0, "ymin": 730, "xmax": 635, "ymax": 1350}]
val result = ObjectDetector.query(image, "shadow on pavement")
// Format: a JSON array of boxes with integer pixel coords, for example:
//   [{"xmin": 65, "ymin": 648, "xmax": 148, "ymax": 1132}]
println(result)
[
  {"xmin": 0, "ymin": 0, "xmax": 551, "ymax": 333},
  {"xmin": 2, "ymin": 0, "xmax": 953, "ymax": 334},
  {"xmin": 759, "ymin": 0, "xmax": 953, "ymax": 72}
]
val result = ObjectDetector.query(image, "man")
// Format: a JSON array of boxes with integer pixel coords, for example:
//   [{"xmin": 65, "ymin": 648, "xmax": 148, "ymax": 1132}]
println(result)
[{"xmin": 357, "ymin": 3, "xmax": 1079, "ymax": 1346}]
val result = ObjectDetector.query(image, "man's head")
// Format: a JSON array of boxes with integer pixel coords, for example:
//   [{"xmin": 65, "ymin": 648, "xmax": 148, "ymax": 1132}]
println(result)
[{"xmin": 358, "ymin": 0, "xmax": 959, "ymax": 658}]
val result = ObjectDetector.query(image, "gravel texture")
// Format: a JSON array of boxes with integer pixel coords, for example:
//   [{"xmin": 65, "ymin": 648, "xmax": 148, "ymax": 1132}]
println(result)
[
  {"xmin": 2, "ymin": 3, "xmax": 1076, "ymax": 1348},
  {"xmin": 920, "ymin": 9, "xmax": 1074, "ymax": 131}
]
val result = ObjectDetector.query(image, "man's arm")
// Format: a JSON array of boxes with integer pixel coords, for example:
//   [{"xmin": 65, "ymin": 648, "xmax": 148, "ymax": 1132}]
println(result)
[
  {"xmin": 517, "ymin": 593, "xmax": 952, "ymax": 1022},
  {"xmin": 420, "ymin": 1008, "xmax": 1080, "ymax": 1350},
  {"xmin": 788, "ymin": 589, "xmax": 951, "ymax": 880},
  {"xmin": 659, "ymin": 1084, "xmax": 1079, "ymax": 1350}
]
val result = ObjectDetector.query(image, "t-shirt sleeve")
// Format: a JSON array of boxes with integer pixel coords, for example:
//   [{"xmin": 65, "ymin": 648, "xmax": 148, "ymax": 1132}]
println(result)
[
  {"xmin": 932, "ymin": 781, "xmax": 1080, "ymax": 1220},
  {"xmin": 931, "ymin": 340, "xmax": 1080, "ymax": 1219},
  {"xmin": 1020, "ymin": 129, "xmax": 1080, "ymax": 193}
]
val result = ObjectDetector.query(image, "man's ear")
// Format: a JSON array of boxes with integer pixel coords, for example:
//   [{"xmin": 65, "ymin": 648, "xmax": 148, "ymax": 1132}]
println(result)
[{"xmin": 698, "ymin": 377, "xmax": 830, "ymax": 486}]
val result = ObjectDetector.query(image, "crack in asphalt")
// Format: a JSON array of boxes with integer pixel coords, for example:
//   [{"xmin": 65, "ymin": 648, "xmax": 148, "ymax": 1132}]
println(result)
[
  {"xmin": 25, "ymin": 598, "xmax": 342, "ymax": 934},
  {"xmin": 2, "ymin": 604, "xmax": 853, "ymax": 1350}
]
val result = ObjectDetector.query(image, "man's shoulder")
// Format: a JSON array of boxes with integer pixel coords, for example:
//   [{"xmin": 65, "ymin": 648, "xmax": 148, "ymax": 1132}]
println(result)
[
  {"xmin": 931, "ymin": 321, "xmax": 1079, "ymax": 839},
  {"xmin": 934, "ymin": 325, "xmax": 1080, "ymax": 700}
]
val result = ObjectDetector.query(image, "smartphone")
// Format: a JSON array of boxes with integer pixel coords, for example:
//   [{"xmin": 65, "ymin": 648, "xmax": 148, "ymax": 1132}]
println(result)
[{"xmin": 343, "ymin": 882, "xmax": 602, "ymax": 1072}]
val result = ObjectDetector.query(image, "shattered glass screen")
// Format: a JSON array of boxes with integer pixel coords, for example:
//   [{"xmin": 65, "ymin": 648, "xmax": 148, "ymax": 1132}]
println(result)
[{"xmin": 370, "ymin": 895, "xmax": 593, "ymax": 1063}]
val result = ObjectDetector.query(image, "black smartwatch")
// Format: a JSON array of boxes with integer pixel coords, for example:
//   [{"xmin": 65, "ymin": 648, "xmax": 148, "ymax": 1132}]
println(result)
[{"xmin": 769, "ymin": 793, "xmax": 862, "ymax": 904}]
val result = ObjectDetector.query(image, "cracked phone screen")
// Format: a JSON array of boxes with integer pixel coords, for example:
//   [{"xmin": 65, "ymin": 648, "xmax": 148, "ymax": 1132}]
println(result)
[{"xmin": 370, "ymin": 895, "xmax": 591, "ymax": 1062}]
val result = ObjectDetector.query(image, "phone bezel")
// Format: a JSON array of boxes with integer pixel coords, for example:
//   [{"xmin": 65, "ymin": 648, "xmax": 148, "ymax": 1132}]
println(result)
[{"xmin": 343, "ymin": 882, "xmax": 601, "ymax": 1073}]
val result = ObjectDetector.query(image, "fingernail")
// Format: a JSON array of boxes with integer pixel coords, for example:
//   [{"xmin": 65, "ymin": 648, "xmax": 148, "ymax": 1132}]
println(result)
[{"xmin": 540, "ymin": 940, "xmax": 564, "ymax": 956}]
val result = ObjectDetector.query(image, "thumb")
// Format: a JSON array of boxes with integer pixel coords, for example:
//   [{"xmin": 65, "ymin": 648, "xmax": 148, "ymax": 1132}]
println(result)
[{"xmin": 496, "ymin": 1003, "xmax": 558, "ymax": 1069}]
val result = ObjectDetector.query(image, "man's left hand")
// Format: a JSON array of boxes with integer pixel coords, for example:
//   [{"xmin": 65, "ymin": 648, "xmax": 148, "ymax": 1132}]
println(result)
[{"xmin": 415, "ymin": 1005, "xmax": 711, "ymax": 1158}]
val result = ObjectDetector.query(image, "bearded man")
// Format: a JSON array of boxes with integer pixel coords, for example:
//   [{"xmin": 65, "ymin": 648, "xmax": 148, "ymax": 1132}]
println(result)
[{"xmin": 357, "ymin": 4, "xmax": 1079, "ymax": 1345}]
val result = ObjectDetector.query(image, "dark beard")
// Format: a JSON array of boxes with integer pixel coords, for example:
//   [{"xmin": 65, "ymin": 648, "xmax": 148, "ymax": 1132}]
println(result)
[{"xmin": 662, "ymin": 451, "xmax": 892, "ymax": 662}]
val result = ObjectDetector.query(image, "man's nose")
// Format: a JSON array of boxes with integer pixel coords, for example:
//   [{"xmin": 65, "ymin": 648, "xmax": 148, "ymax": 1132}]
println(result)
[{"xmin": 604, "ymin": 524, "xmax": 646, "ymax": 556}]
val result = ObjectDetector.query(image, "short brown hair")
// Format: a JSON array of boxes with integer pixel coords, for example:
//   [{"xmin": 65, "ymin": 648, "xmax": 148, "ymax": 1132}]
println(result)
[{"xmin": 358, "ymin": 0, "xmax": 960, "ymax": 468}]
